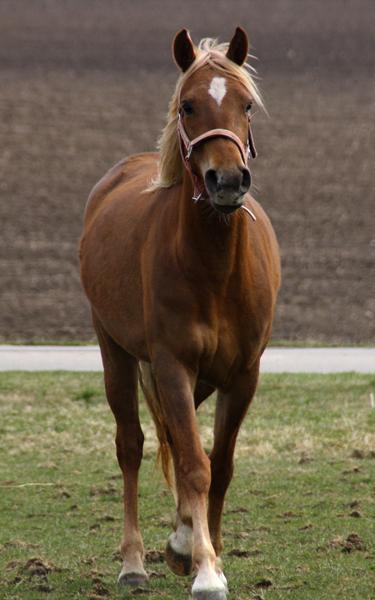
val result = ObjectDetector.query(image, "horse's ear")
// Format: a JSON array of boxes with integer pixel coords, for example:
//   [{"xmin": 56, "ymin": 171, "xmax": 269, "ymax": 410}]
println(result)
[
  {"xmin": 173, "ymin": 29, "xmax": 196, "ymax": 72},
  {"xmin": 226, "ymin": 26, "xmax": 249, "ymax": 66}
]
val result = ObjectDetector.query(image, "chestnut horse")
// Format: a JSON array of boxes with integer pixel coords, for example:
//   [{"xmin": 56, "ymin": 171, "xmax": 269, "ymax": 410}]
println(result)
[{"xmin": 80, "ymin": 27, "xmax": 280, "ymax": 600}]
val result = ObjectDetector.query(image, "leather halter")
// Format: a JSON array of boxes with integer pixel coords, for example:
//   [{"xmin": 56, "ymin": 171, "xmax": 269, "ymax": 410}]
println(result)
[{"xmin": 177, "ymin": 113, "xmax": 257, "ymax": 202}]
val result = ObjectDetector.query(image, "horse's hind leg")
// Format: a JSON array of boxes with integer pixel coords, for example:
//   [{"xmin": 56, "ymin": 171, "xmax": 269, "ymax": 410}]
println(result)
[
  {"xmin": 208, "ymin": 361, "xmax": 260, "ymax": 558},
  {"xmin": 165, "ymin": 454, "xmax": 193, "ymax": 576},
  {"xmin": 93, "ymin": 315, "xmax": 147, "ymax": 586}
]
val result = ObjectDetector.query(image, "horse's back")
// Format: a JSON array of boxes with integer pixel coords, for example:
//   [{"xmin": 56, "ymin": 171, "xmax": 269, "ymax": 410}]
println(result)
[{"xmin": 83, "ymin": 152, "xmax": 159, "ymax": 227}]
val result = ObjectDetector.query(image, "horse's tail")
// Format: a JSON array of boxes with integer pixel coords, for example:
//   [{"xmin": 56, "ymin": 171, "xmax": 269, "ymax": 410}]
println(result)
[{"xmin": 138, "ymin": 362, "xmax": 174, "ymax": 491}]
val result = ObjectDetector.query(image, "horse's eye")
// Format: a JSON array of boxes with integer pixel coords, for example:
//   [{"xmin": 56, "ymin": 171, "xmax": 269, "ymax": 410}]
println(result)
[
  {"xmin": 245, "ymin": 102, "xmax": 253, "ymax": 113},
  {"xmin": 181, "ymin": 101, "xmax": 194, "ymax": 116}
]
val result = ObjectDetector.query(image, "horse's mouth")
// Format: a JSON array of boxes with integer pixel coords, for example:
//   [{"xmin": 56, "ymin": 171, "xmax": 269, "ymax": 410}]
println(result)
[{"xmin": 213, "ymin": 203, "xmax": 241, "ymax": 214}]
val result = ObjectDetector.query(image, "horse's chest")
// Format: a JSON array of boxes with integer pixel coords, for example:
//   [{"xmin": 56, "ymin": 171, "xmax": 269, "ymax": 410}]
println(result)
[{"xmin": 200, "ymin": 303, "xmax": 262, "ymax": 384}]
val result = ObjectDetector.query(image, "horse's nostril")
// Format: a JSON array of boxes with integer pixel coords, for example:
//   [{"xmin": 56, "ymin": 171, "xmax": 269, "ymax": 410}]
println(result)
[
  {"xmin": 205, "ymin": 168, "xmax": 250, "ymax": 197},
  {"xmin": 241, "ymin": 168, "xmax": 251, "ymax": 191},
  {"xmin": 204, "ymin": 169, "xmax": 218, "ymax": 193}
]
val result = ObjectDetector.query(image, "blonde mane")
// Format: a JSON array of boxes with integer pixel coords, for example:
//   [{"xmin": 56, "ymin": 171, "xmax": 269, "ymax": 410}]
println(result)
[{"xmin": 147, "ymin": 37, "xmax": 264, "ymax": 191}]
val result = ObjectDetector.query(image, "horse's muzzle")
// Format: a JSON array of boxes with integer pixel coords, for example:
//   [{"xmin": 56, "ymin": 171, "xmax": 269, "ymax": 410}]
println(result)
[
  {"xmin": 205, "ymin": 167, "xmax": 251, "ymax": 212},
  {"xmin": 213, "ymin": 203, "xmax": 239, "ymax": 214}
]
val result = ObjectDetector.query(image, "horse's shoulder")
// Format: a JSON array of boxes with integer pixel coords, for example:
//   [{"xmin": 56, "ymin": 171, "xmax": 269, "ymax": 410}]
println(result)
[
  {"xmin": 245, "ymin": 195, "xmax": 276, "ymax": 236},
  {"xmin": 245, "ymin": 194, "xmax": 281, "ymax": 287},
  {"xmin": 83, "ymin": 153, "xmax": 159, "ymax": 224}
]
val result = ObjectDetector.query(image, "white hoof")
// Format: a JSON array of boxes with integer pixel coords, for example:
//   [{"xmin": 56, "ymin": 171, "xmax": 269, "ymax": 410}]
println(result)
[
  {"xmin": 192, "ymin": 590, "xmax": 227, "ymax": 600},
  {"xmin": 192, "ymin": 567, "xmax": 227, "ymax": 599},
  {"xmin": 217, "ymin": 570, "xmax": 228, "ymax": 591}
]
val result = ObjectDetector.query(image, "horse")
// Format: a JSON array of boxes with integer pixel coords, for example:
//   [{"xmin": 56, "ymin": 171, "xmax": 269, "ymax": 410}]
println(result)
[{"xmin": 80, "ymin": 26, "xmax": 280, "ymax": 600}]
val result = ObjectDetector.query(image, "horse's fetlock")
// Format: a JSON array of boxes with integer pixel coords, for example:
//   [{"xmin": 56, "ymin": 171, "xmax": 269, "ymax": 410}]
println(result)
[
  {"xmin": 121, "ymin": 538, "xmax": 144, "ymax": 559},
  {"xmin": 193, "ymin": 547, "xmax": 217, "ymax": 573}
]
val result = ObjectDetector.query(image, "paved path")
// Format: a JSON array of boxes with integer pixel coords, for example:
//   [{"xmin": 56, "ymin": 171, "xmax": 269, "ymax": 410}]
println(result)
[{"xmin": 0, "ymin": 346, "xmax": 374, "ymax": 373}]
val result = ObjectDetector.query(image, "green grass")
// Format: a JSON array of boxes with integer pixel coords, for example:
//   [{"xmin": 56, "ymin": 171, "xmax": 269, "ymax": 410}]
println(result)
[{"xmin": 0, "ymin": 372, "xmax": 374, "ymax": 599}]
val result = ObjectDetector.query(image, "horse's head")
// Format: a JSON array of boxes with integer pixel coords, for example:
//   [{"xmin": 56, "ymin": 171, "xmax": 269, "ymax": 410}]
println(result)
[{"xmin": 173, "ymin": 27, "xmax": 259, "ymax": 214}]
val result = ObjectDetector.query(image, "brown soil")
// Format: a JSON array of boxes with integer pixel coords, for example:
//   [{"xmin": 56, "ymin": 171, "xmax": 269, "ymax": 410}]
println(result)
[{"xmin": 1, "ymin": 0, "xmax": 374, "ymax": 343}]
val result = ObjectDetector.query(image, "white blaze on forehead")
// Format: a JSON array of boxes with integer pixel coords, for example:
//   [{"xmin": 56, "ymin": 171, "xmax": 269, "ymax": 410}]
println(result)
[{"xmin": 208, "ymin": 76, "xmax": 227, "ymax": 106}]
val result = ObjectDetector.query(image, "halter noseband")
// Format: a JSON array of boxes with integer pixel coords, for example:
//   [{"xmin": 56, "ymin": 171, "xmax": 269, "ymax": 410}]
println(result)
[{"xmin": 177, "ymin": 113, "xmax": 257, "ymax": 202}]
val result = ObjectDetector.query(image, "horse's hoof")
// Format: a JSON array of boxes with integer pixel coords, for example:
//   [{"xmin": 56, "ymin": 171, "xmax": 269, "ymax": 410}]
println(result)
[
  {"xmin": 118, "ymin": 570, "xmax": 148, "ymax": 587},
  {"xmin": 192, "ymin": 569, "xmax": 227, "ymax": 600},
  {"xmin": 217, "ymin": 570, "xmax": 228, "ymax": 591},
  {"xmin": 165, "ymin": 540, "xmax": 192, "ymax": 576},
  {"xmin": 192, "ymin": 591, "xmax": 227, "ymax": 600}
]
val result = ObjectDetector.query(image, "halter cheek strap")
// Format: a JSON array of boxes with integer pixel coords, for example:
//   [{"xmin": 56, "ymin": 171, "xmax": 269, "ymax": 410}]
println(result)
[{"xmin": 177, "ymin": 114, "xmax": 257, "ymax": 201}]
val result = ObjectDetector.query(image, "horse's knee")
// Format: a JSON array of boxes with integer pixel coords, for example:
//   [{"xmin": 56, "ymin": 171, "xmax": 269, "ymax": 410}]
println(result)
[
  {"xmin": 182, "ymin": 452, "xmax": 211, "ymax": 496},
  {"xmin": 116, "ymin": 426, "xmax": 144, "ymax": 471}
]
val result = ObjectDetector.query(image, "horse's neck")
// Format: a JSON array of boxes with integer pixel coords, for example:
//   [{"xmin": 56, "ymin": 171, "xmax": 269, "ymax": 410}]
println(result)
[{"xmin": 175, "ymin": 173, "xmax": 250, "ymax": 286}]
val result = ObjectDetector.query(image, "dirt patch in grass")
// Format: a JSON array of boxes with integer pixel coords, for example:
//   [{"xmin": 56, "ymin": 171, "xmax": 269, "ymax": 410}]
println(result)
[{"xmin": 328, "ymin": 533, "xmax": 367, "ymax": 553}]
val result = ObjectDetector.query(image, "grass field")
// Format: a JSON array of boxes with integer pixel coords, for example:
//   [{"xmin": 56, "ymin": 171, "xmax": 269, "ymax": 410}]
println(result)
[{"xmin": 0, "ymin": 372, "xmax": 374, "ymax": 599}]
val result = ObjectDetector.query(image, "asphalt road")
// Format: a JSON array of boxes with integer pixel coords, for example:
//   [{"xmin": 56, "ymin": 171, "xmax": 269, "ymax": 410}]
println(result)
[{"xmin": 0, "ymin": 346, "xmax": 374, "ymax": 373}]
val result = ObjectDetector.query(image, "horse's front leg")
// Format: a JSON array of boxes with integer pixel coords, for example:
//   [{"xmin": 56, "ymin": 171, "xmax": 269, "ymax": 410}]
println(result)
[
  {"xmin": 153, "ymin": 355, "xmax": 227, "ymax": 600},
  {"xmin": 166, "ymin": 380, "xmax": 216, "ymax": 577},
  {"xmin": 208, "ymin": 361, "xmax": 260, "ymax": 557},
  {"xmin": 94, "ymin": 317, "xmax": 147, "ymax": 586}
]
